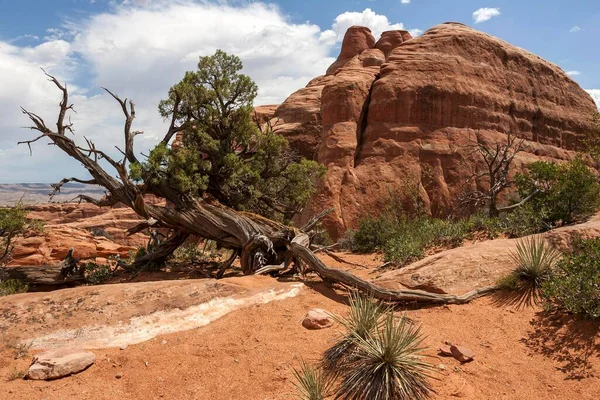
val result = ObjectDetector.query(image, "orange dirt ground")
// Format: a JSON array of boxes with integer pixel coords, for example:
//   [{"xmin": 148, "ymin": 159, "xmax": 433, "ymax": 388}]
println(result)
[{"xmin": 1, "ymin": 254, "xmax": 599, "ymax": 400}]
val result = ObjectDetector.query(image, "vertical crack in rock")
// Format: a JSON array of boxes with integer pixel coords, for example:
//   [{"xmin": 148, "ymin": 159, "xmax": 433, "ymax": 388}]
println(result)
[{"xmin": 354, "ymin": 72, "xmax": 380, "ymax": 167}]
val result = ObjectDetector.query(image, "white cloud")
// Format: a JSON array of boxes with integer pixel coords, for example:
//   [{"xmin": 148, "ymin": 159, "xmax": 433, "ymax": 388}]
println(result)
[
  {"xmin": 319, "ymin": 8, "xmax": 416, "ymax": 44},
  {"xmin": 401, "ymin": 0, "xmax": 411, "ymax": 4},
  {"xmin": 566, "ymin": 71, "xmax": 581, "ymax": 77},
  {"xmin": 0, "ymin": 3, "xmax": 416, "ymax": 183},
  {"xmin": 570, "ymin": 26, "xmax": 581, "ymax": 33},
  {"xmin": 472, "ymin": 7, "xmax": 501, "ymax": 24},
  {"xmin": 587, "ymin": 89, "xmax": 600, "ymax": 111}
]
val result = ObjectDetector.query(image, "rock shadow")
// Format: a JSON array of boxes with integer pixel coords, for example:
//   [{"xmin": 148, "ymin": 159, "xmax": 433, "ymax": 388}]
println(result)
[
  {"xmin": 490, "ymin": 285, "xmax": 542, "ymax": 310},
  {"xmin": 522, "ymin": 310, "xmax": 600, "ymax": 380}
]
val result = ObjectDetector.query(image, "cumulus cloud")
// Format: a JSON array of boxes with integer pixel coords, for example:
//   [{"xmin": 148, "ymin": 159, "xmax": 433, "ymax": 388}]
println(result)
[
  {"xmin": 401, "ymin": 0, "xmax": 411, "ymax": 4},
  {"xmin": 320, "ymin": 8, "xmax": 420, "ymax": 44},
  {"xmin": 472, "ymin": 7, "xmax": 501, "ymax": 24},
  {"xmin": 0, "ymin": 3, "xmax": 416, "ymax": 183},
  {"xmin": 566, "ymin": 71, "xmax": 581, "ymax": 77},
  {"xmin": 587, "ymin": 89, "xmax": 600, "ymax": 110},
  {"xmin": 570, "ymin": 26, "xmax": 581, "ymax": 33}
]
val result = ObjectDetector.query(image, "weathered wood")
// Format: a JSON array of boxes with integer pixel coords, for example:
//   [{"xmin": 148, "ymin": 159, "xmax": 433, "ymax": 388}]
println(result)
[
  {"xmin": 18, "ymin": 72, "xmax": 501, "ymax": 305},
  {"xmin": 3, "ymin": 265, "xmax": 86, "ymax": 286},
  {"xmin": 290, "ymin": 235, "xmax": 498, "ymax": 305}
]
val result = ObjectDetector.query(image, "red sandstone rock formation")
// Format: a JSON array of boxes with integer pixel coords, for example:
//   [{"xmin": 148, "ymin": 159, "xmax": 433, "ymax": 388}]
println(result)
[{"xmin": 265, "ymin": 23, "xmax": 599, "ymax": 238}]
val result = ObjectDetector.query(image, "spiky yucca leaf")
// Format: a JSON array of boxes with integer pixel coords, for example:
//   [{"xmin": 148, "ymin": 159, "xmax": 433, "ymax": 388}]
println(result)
[
  {"xmin": 509, "ymin": 235, "xmax": 561, "ymax": 288},
  {"xmin": 335, "ymin": 313, "xmax": 434, "ymax": 400},
  {"xmin": 323, "ymin": 293, "xmax": 390, "ymax": 373},
  {"xmin": 292, "ymin": 360, "xmax": 333, "ymax": 400}
]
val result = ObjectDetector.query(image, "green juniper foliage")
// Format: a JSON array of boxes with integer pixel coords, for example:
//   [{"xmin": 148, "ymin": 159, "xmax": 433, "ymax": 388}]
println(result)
[
  {"xmin": 542, "ymin": 237, "xmax": 600, "ymax": 319},
  {"xmin": 0, "ymin": 203, "xmax": 27, "ymax": 264},
  {"xmin": 130, "ymin": 50, "xmax": 325, "ymax": 222},
  {"xmin": 515, "ymin": 156, "xmax": 600, "ymax": 228}
]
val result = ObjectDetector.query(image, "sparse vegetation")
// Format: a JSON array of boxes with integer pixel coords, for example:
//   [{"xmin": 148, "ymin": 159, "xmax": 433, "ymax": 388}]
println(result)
[
  {"xmin": 292, "ymin": 360, "xmax": 333, "ymax": 400},
  {"xmin": 346, "ymin": 212, "xmax": 504, "ymax": 267},
  {"xmin": 0, "ymin": 203, "xmax": 27, "ymax": 264},
  {"xmin": 515, "ymin": 156, "xmax": 600, "ymax": 228},
  {"xmin": 312, "ymin": 295, "xmax": 434, "ymax": 400},
  {"xmin": 323, "ymin": 293, "xmax": 390, "ymax": 372},
  {"xmin": 334, "ymin": 313, "xmax": 434, "ymax": 400},
  {"xmin": 172, "ymin": 241, "xmax": 219, "ymax": 264},
  {"xmin": 497, "ymin": 236, "xmax": 561, "ymax": 292},
  {"xmin": 6, "ymin": 368, "xmax": 26, "ymax": 381},
  {"xmin": 0, "ymin": 279, "xmax": 29, "ymax": 296},
  {"xmin": 84, "ymin": 262, "xmax": 114, "ymax": 285},
  {"xmin": 542, "ymin": 237, "xmax": 600, "ymax": 319}
]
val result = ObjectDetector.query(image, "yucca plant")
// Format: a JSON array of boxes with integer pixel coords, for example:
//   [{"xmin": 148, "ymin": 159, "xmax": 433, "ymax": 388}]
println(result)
[
  {"xmin": 322, "ymin": 292, "xmax": 390, "ymax": 373},
  {"xmin": 505, "ymin": 235, "xmax": 561, "ymax": 289},
  {"xmin": 292, "ymin": 360, "xmax": 333, "ymax": 400},
  {"xmin": 335, "ymin": 313, "xmax": 434, "ymax": 400}
]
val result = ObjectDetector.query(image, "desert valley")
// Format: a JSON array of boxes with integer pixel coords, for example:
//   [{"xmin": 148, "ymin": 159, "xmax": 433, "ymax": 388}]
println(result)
[{"xmin": 1, "ymin": 2, "xmax": 600, "ymax": 400}]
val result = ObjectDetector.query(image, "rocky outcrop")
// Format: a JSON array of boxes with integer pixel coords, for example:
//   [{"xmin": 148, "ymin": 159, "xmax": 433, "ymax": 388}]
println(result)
[
  {"xmin": 267, "ymin": 23, "xmax": 599, "ymax": 238},
  {"xmin": 7, "ymin": 202, "xmax": 151, "ymax": 266}
]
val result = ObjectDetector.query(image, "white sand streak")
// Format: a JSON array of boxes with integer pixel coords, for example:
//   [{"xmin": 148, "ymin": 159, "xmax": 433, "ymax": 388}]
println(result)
[{"xmin": 26, "ymin": 284, "xmax": 303, "ymax": 350}]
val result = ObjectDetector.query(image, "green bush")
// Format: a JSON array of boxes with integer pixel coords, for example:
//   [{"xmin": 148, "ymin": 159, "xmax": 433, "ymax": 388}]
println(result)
[
  {"xmin": 350, "ymin": 213, "xmax": 503, "ymax": 267},
  {"xmin": 542, "ymin": 237, "xmax": 600, "ymax": 319},
  {"xmin": 84, "ymin": 262, "xmax": 113, "ymax": 285},
  {"xmin": 515, "ymin": 156, "xmax": 600, "ymax": 228},
  {"xmin": 0, "ymin": 279, "xmax": 29, "ymax": 296}
]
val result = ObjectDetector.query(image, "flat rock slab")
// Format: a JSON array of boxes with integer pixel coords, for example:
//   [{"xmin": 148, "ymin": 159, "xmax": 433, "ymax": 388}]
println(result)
[{"xmin": 27, "ymin": 348, "xmax": 96, "ymax": 380}]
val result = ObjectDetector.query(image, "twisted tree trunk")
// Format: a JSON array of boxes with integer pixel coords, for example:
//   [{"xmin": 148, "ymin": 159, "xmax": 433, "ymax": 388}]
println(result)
[{"xmin": 16, "ymin": 73, "xmax": 497, "ymax": 305}]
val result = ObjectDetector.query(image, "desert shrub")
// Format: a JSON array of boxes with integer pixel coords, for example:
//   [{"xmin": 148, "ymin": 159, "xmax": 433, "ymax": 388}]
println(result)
[
  {"xmin": 334, "ymin": 313, "xmax": 434, "ymax": 400},
  {"xmin": 0, "ymin": 279, "xmax": 29, "ymax": 296},
  {"xmin": 353, "ymin": 214, "xmax": 502, "ymax": 266},
  {"xmin": 6, "ymin": 367, "xmax": 26, "ymax": 381},
  {"xmin": 292, "ymin": 360, "xmax": 333, "ymax": 400},
  {"xmin": 351, "ymin": 217, "xmax": 397, "ymax": 253},
  {"xmin": 515, "ymin": 157, "xmax": 600, "ymax": 228},
  {"xmin": 172, "ymin": 241, "xmax": 219, "ymax": 264},
  {"xmin": 542, "ymin": 237, "xmax": 600, "ymax": 319},
  {"xmin": 323, "ymin": 293, "xmax": 390, "ymax": 372},
  {"xmin": 84, "ymin": 262, "xmax": 113, "ymax": 285},
  {"xmin": 0, "ymin": 204, "xmax": 27, "ymax": 264},
  {"xmin": 497, "ymin": 236, "xmax": 561, "ymax": 291}
]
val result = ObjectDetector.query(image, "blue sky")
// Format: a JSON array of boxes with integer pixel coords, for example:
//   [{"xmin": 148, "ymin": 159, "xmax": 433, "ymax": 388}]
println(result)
[{"xmin": 0, "ymin": 0, "xmax": 599, "ymax": 183}]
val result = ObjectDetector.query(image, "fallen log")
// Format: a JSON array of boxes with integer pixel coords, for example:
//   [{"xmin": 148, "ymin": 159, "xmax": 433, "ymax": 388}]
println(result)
[
  {"xmin": 3, "ymin": 265, "xmax": 86, "ymax": 286},
  {"xmin": 16, "ymin": 72, "xmax": 501, "ymax": 305}
]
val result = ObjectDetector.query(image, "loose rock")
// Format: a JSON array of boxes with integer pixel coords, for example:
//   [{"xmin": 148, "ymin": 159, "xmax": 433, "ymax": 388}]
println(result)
[
  {"xmin": 302, "ymin": 309, "xmax": 334, "ymax": 330},
  {"xmin": 27, "ymin": 348, "xmax": 96, "ymax": 380},
  {"xmin": 450, "ymin": 345, "xmax": 475, "ymax": 363}
]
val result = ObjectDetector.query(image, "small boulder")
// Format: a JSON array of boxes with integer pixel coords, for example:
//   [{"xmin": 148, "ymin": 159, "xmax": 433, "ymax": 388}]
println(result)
[
  {"xmin": 27, "ymin": 348, "xmax": 96, "ymax": 380},
  {"xmin": 302, "ymin": 309, "xmax": 334, "ymax": 330},
  {"xmin": 438, "ymin": 345, "xmax": 453, "ymax": 356},
  {"xmin": 450, "ymin": 345, "xmax": 475, "ymax": 363}
]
